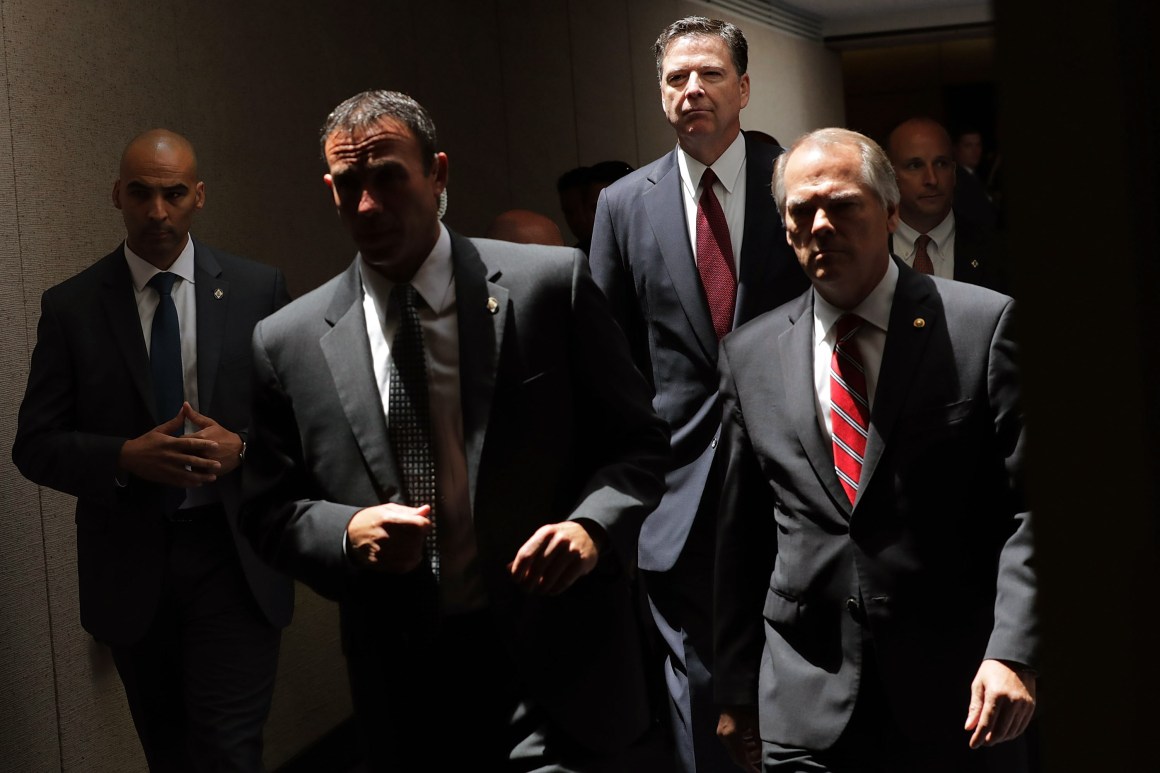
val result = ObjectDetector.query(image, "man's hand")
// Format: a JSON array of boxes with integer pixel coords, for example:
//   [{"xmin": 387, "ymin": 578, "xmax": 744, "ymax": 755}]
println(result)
[
  {"xmin": 717, "ymin": 706, "xmax": 761, "ymax": 772},
  {"xmin": 965, "ymin": 659, "xmax": 1037, "ymax": 749},
  {"xmin": 117, "ymin": 410, "xmax": 221, "ymax": 487},
  {"xmin": 347, "ymin": 503, "xmax": 432, "ymax": 573},
  {"xmin": 181, "ymin": 402, "xmax": 244, "ymax": 475},
  {"xmin": 508, "ymin": 520, "xmax": 601, "ymax": 595}
]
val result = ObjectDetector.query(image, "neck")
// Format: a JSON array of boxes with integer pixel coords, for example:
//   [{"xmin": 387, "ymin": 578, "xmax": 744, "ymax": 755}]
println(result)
[{"xmin": 678, "ymin": 126, "xmax": 740, "ymax": 167}]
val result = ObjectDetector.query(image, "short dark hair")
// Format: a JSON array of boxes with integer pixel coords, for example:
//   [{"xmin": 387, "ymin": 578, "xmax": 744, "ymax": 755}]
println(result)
[
  {"xmin": 319, "ymin": 90, "xmax": 438, "ymax": 171},
  {"xmin": 557, "ymin": 166, "xmax": 590, "ymax": 193},
  {"xmin": 654, "ymin": 16, "xmax": 748, "ymax": 80},
  {"xmin": 587, "ymin": 160, "xmax": 634, "ymax": 186}
]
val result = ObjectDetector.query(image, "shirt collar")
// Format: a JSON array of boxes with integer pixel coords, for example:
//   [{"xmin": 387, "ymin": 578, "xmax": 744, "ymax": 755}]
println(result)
[
  {"xmin": 813, "ymin": 257, "xmax": 899, "ymax": 341},
  {"xmin": 677, "ymin": 131, "xmax": 746, "ymax": 200},
  {"xmin": 895, "ymin": 210, "xmax": 956, "ymax": 253},
  {"xmin": 125, "ymin": 235, "xmax": 197, "ymax": 292},
  {"xmin": 360, "ymin": 222, "xmax": 454, "ymax": 321}
]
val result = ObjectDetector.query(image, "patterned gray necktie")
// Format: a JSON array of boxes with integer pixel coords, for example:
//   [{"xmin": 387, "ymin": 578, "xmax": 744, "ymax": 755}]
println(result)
[{"xmin": 388, "ymin": 283, "xmax": 438, "ymax": 580}]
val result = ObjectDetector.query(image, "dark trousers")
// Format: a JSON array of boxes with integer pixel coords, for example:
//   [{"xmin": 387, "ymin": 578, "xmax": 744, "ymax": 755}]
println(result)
[
  {"xmin": 111, "ymin": 506, "xmax": 281, "ymax": 772},
  {"xmin": 346, "ymin": 609, "xmax": 667, "ymax": 772},
  {"xmin": 762, "ymin": 660, "xmax": 1029, "ymax": 773},
  {"xmin": 642, "ymin": 553, "xmax": 736, "ymax": 772}
]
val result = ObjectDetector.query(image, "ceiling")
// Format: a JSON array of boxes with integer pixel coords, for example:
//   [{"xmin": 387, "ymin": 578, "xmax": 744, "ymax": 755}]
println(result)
[{"xmin": 780, "ymin": 0, "xmax": 992, "ymax": 39}]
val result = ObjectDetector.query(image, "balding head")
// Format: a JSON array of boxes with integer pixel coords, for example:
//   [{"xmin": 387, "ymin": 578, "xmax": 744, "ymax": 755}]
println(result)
[
  {"xmin": 485, "ymin": 209, "xmax": 565, "ymax": 247},
  {"xmin": 112, "ymin": 129, "xmax": 204, "ymax": 269},
  {"xmin": 886, "ymin": 117, "xmax": 956, "ymax": 233}
]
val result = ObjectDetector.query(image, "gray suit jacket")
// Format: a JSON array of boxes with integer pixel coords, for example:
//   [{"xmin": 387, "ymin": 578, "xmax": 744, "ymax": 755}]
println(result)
[
  {"xmin": 12, "ymin": 242, "xmax": 294, "ymax": 643},
  {"xmin": 242, "ymin": 231, "xmax": 669, "ymax": 752},
  {"xmin": 589, "ymin": 135, "xmax": 808, "ymax": 572},
  {"xmin": 714, "ymin": 259, "xmax": 1037, "ymax": 750}
]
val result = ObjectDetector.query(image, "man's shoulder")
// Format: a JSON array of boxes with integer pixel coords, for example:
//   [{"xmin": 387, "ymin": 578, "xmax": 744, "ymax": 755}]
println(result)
[
  {"xmin": 728, "ymin": 289, "xmax": 809, "ymax": 347},
  {"xmin": 466, "ymin": 237, "xmax": 580, "ymax": 292},
  {"xmin": 195, "ymin": 241, "xmax": 283, "ymax": 283},
  {"xmin": 601, "ymin": 149, "xmax": 678, "ymax": 202},
  {"xmin": 41, "ymin": 247, "xmax": 125, "ymax": 303}
]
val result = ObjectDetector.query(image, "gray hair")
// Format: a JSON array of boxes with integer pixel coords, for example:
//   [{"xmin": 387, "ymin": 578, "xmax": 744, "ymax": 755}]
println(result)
[
  {"xmin": 654, "ymin": 16, "xmax": 748, "ymax": 80},
  {"xmin": 319, "ymin": 90, "xmax": 438, "ymax": 172},
  {"xmin": 773, "ymin": 128, "xmax": 900, "ymax": 218}
]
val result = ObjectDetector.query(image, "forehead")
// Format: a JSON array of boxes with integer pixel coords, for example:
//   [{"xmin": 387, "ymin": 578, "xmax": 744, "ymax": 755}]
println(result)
[
  {"xmin": 324, "ymin": 117, "xmax": 420, "ymax": 170},
  {"xmin": 661, "ymin": 34, "xmax": 734, "ymax": 73},
  {"xmin": 784, "ymin": 144, "xmax": 867, "ymax": 200},
  {"xmin": 121, "ymin": 143, "xmax": 197, "ymax": 184},
  {"xmin": 893, "ymin": 123, "xmax": 952, "ymax": 158}
]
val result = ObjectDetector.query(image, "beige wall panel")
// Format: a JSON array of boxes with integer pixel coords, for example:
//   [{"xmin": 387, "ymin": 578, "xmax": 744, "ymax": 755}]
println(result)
[
  {"xmin": 628, "ymin": 0, "xmax": 681, "ymax": 165},
  {"xmin": 567, "ymin": 0, "xmax": 639, "ymax": 165},
  {"xmin": 408, "ymin": 1, "xmax": 508, "ymax": 238},
  {"xmin": 493, "ymin": 0, "xmax": 578, "ymax": 236},
  {"xmin": 0, "ymin": 4, "xmax": 61, "ymax": 769}
]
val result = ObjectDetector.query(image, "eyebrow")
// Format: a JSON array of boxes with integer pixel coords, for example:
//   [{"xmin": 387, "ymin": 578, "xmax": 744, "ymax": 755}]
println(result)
[{"xmin": 125, "ymin": 180, "xmax": 189, "ymax": 193}]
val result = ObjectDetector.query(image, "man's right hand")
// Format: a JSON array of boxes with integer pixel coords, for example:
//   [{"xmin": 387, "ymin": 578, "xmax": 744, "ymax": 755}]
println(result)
[
  {"xmin": 347, "ymin": 503, "xmax": 432, "ymax": 572},
  {"xmin": 117, "ymin": 411, "xmax": 222, "ymax": 487},
  {"xmin": 718, "ymin": 705, "xmax": 761, "ymax": 772}
]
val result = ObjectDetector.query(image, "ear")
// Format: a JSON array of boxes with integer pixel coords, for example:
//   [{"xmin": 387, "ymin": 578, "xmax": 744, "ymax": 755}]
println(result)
[
  {"xmin": 194, "ymin": 181, "xmax": 206, "ymax": 211},
  {"xmin": 738, "ymin": 72, "xmax": 751, "ymax": 109},
  {"xmin": 431, "ymin": 152, "xmax": 449, "ymax": 196},
  {"xmin": 886, "ymin": 202, "xmax": 900, "ymax": 234},
  {"xmin": 323, "ymin": 173, "xmax": 340, "ymax": 206},
  {"xmin": 111, "ymin": 180, "xmax": 122, "ymax": 210}
]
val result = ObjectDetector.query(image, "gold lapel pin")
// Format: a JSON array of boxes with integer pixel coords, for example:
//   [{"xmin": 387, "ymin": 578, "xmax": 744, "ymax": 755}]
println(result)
[
  {"xmin": 213, "ymin": 288, "xmax": 224, "ymax": 300},
  {"xmin": 913, "ymin": 317, "xmax": 926, "ymax": 328},
  {"xmin": 487, "ymin": 297, "xmax": 499, "ymax": 314}
]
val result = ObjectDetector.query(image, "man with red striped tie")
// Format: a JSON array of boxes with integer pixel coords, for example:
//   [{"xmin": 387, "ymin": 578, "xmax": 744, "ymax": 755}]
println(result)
[{"xmin": 713, "ymin": 127, "xmax": 1037, "ymax": 772}]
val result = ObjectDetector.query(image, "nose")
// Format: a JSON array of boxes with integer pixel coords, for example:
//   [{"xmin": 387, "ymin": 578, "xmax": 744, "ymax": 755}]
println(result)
[
  {"xmin": 146, "ymin": 193, "xmax": 167, "ymax": 221},
  {"xmin": 811, "ymin": 207, "xmax": 834, "ymax": 235},
  {"xmin": 921, "ymin": 163, "xmax": 938, "ymax": 186},
  {"xmin": 357, "ymin": 186, "xmax": 380, "ymax": 215},
  {"xmin": 685, "ymin": 72, "xmax": 705, "ymax": 96}
]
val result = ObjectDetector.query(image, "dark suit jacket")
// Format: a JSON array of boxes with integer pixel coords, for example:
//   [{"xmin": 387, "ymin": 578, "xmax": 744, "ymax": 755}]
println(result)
[
  {"xmin": 714, "ymin": 260, "xmax": 1037, "ymax": 751},
  {"xmin": 12, "ymin": 241, "xmax": 294, "ymax": 644},
  {"xmin": 241, "ymin": 232, "xmax": 670, "ymax": 753},
  {"xmin": 890, "ymin": 210, "xmax": 1008, "ymax": 294},
  {"xmin": 589, "ymin": 135, "xmax": 808, "ymax": 573}
]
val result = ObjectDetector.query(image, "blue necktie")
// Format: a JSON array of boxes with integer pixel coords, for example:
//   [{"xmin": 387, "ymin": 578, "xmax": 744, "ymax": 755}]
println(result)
[{"xmin": 147, "ymin": 272, "xmax": 184, "ymax": 426}]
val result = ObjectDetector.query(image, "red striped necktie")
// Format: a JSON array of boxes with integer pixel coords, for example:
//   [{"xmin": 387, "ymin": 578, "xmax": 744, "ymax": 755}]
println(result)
[{"xmin": 830, "ymin": 314, "xmax": 870, "ymax": 505}]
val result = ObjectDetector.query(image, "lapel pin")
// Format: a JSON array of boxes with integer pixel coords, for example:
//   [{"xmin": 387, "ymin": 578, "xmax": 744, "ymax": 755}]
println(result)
[
  {"xmin": 913, "ymin": 317, "xmax": 926, "ymax": 328},
  {"xmin": 487, "ymin": 297, "xmax": 499, "ymax": 314},
  {"xmin": 213, "ymin": 288, "xmax": 224, "ymax": 300},
  {"xmin": 970, "ymin": 259, "xmax": 979, "ymax": 268}
]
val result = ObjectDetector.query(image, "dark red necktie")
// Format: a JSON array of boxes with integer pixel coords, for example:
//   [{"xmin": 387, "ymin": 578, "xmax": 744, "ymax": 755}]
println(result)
[
  {"xmin": 696, "ymin": 168, "xmax": 737, "ymax": 340},
  {"xmin": 913, "ymin": 233, "xmax": 934, "ymax": 275},
  {"xmin": 830, "ymin": 314, "xmax": 870, "ymax": 505}
]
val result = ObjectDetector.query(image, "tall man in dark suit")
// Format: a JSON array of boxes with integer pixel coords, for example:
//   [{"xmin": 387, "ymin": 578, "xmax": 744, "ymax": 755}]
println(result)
[
  {"xmin": 241, "ymin": 90, "xmax": 670, "ymax": 771},
  {"xmin": 886, "ymin": 117, "xmax": 1007, "ymax": 293},
  {"xmin": 714, "ymin": 128, "xmax": 1037, "ymax": 771},
  {"xmin": 588, "ymin": 16, "xmax": 808, "ymax": 772},
  {"xmin": 13, "ymin": 130, "xmax": 293, "ymax": 771}
]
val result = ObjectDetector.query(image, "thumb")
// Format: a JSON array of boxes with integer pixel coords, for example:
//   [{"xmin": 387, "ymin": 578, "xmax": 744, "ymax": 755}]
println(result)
[
  {"xmin": 182, "ymin": 401, "xmax": 214, "ymax": 428},
  {"xmin": 964, "ymin": 676, "xmax": 984, "ymax": 730},
  {"xmin": 156, "ymin": 410, "xmax": 186, "ymax": 434}
]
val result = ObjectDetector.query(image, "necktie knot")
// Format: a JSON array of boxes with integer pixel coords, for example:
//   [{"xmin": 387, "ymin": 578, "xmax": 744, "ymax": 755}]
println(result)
[
  {"xmin": 700, "ymin": 167, "xmax": 718, "ymax": 193},
  {"xmin": 391, "ymin": 283, "xmax": 420, "ymax": 313},
  {"xmin": 835, "ymin": 313, "xmax": 864, "ymax": 342},
  {"xmin": 148, "ymin": 271, "xmax": 178, "ymax": 296},
  {"xmin": 915, "ymin": 234, "xmax": 932, "ymax": 251},
  {"xmin": 913, "ymin": 234, "xmax": 934, "ymax": 275}
]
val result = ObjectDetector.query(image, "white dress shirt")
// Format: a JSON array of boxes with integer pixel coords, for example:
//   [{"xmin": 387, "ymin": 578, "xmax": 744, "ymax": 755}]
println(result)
[
  {"xmin": 360, "ymin": 224, "xmax": 485, "ymax": 614},
  {"xmin": 812, "ymin": 259, "xmax": 899, "ymax": 440},
  {"xmin": 677, "ymin": 131, "xmax": 748, "ymax": 274},
  {"xmin": 894, "ymin": 211, "xmax": 956, "ymax": 280}
]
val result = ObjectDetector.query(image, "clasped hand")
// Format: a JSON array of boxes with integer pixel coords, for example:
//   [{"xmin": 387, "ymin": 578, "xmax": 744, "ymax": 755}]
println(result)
[{"xmin": 117, "ymin": 402, "xmax": 243, "ymax": 487}]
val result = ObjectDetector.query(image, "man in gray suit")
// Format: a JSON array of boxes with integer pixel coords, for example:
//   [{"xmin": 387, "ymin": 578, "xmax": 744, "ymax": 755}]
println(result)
[
  {"xmin": 13, "ymin": 130, "xmax": 292, "ymax": 771},
  {"xmin": 588, "ymin": 16, "xmax": 807, "ymax": 772},
  {"xmin": 242, "ymin": 90, "xmax": 670, "ymax": 771},
  {"xmin": 714, "ymin": 128, "xmax": 1037, "ymax": 771}
]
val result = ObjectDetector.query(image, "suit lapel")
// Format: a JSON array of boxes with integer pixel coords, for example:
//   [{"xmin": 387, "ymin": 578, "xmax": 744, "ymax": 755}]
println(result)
[
  {"xmin": 451, "ymin": 233, "xmax": 505, "ymax": 512},
  {"xmin": 320, "ymin": 260, "xmax": 400, "ymax": 502},
  {"xmin": 736, "ymin": 136, "xmax": 776, "ymax": 324},
  {"xmin": 644, "ymin": 150, "xmax": 717, "ymax": 358},
  {"xmin": 857, "ymin": 262, "xmax": 938, "ymax": 500},
  {"xmin": 99, "ymin": 248, "xmax": 155, "ymax": 421},
  {"xmin": 194, "ymin": 243, "xmax": 227, "ymax": 414},
  {"xmin": 778, "ymin": 294, "xmax": 851, "ymax": 518}
]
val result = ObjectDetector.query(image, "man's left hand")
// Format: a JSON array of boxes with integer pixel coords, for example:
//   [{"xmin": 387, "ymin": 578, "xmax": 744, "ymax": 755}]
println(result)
[
  {"xmin": 965, "ymin": 658, "xmax": 1037, "ymax": 749},
  {"xmin": 181, "ymin": 402, "xmax": 244, "ymax": 475},
  {"xmin": 509, "ymin": 521, "xmax": 601, "ymax": 595}
]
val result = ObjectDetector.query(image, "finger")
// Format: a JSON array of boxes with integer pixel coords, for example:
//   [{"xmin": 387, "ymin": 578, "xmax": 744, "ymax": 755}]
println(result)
[
  {"xmin": 964, "ymin": 681, "xmax": 984, "ymax": 731},
  {"xmin": 969, "ymin": 694, "xmax": 998, "ymax": 749},
  {"xmin": 984, "ymin": 700, "xmax": 1016, "ymax": 746},
  {"xmin": 156, "ymin": 411, "xmax": 187, "ymax": 434},
  {"xmin": 510, "ymin": 528, "xmax": 550, "ymax": 583}
]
